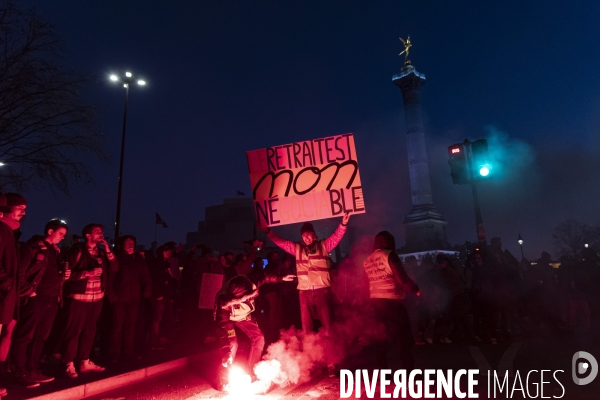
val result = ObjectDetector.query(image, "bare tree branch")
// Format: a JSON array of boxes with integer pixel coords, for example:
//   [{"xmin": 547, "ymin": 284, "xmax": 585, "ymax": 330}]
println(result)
[
  {"xmin": 552, "ymin": 219, "xmax": 599, "ymax": 259},
  {"xmin": 0, "ymin": 1, "xmax": 106, "ymax": 194}
]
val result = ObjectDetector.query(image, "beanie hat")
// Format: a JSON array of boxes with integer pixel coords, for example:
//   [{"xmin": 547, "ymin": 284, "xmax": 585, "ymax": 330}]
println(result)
[
  {"xmin": 300, "ymin": 222, "xmax": 316, "ymax": 236},
  {"xmin": 226, "ymin": 275, "xmax": 255, "ymax": 299},
  {"xmin": 5, "ymin": 193, "xmax": 27, "ymax": 207},
  {"xmin": 374, "ymin": 231, "xmax": 396, "ymax": 251},
  {"xmin": 0, "ymin": 193, "xmax": 11, "ymax": 213}
]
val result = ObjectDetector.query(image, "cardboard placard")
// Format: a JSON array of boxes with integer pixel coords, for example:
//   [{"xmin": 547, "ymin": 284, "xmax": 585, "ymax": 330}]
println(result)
[
  {"xmin": 198, "ymin": 273, "xmax": 224, "ymax": 309},
  {"xmin": 246, "ymin": 133, "xmax": 365, "ymax": 227}
]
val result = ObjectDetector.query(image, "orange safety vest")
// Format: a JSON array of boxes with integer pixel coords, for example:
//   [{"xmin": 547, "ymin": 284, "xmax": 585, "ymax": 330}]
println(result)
[
  {"xmin": 363, "ymin": 249, "xmax": 405, "ymax": 300},
  {"xmin": 295, "ymin": 242, "xmax": 331, "ymax": 290}
]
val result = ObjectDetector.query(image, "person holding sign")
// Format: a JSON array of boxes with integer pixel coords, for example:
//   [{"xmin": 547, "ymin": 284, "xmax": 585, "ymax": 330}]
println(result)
[{"xmin": 260, "ymin": 212, "xmax": 350, "ymax": 377}]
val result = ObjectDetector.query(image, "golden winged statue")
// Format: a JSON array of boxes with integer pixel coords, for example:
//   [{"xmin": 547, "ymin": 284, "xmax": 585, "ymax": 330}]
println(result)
[{"xmin": 398, "ymin": 36, "xmax": 412, "ymax": 60}]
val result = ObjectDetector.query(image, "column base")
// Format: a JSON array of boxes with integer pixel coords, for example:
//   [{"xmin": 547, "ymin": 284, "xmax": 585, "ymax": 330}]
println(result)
[{"xmin": 402, "ymin": 205, "xmax": 450, "ymax": 253}]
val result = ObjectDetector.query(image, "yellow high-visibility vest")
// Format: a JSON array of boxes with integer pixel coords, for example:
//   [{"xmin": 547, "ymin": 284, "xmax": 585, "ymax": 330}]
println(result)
[
  {"xmin": 295, "ymin": 242, "xmax": 331, "ymax": 290},
  {"xmin": 363, "ymin": 249, "xmax": 405, "ymax": 300}
]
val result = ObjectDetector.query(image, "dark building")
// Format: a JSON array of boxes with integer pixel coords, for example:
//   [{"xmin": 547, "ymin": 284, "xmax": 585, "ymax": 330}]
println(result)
[{"xmin": 186, "ymin": 197, "xmax": 354, "ymax": 261}]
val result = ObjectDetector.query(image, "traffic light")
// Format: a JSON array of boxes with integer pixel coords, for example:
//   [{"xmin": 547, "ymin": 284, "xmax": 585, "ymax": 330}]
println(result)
[
  {"xmin": 470, "ymin": 139, "xmax": 492, "ymax": 180},
  {"xmin": 447, "ymin": 143, "xmax": 469, "ymax": 184}
]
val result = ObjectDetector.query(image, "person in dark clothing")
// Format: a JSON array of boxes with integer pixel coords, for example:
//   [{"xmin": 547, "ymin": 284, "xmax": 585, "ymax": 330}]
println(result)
[
  {"xmin": 435, "ymin": 253, "xmax": 474, "ymax": 343},
  {"xmin": 262, "ymin": 251, "xmax": 283, "ymax": 342},
  {"xmin": 149, "ymin": 242, "xmax": 176, "ymax": 349},
  {"xmin": 233, "ymin": 240, "xmax": 261, "ymax": 277},
  {"xmin": 222, "ymin": 254, "xmax": 237, "ymax": 283},
  {"xmin": 56, "ymin": 224, "xmax": 118, "ymax": 378},
  {"xmin": 107, "ymin": 235, "xmax": 152, "ymax": 362},
  {"xmin": 363, "ymin": 231, "xmax": 419, "ymax": 371},
  {"xmin": 466, "ymin": 249, "xmax": 486, "ymax": 340},
  {"xmin": 0, "ymin": 193, "xmax": 25, "ymax": 397},
  {"xmin": 214, "ymin": 270, "xmax": 294, "ymax": 390},
  {"xmin": 12, "ymin": 219, "xmax": 69, "ymax": 388}
]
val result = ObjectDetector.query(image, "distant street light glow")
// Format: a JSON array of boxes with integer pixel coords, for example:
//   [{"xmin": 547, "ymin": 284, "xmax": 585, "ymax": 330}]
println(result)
[
  {"xmin": 0, "ymin": 162, "xmax": 4, "ymax": 167},
  {"xmin": 108, "ymin": 69, "xmax": 148, "ymax": 238}
]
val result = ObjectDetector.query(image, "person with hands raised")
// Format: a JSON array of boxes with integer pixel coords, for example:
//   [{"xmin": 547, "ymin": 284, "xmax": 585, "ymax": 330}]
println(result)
[{"xmin": 259, "ymin": 212, "xmax": 351, "ymax": 378}]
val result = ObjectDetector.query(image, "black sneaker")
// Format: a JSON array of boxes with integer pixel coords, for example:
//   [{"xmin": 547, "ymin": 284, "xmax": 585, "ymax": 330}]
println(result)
[
  {"xmin": 13, "ymin": 374, "xmax": 40, "ymax": 388},
  {"xmin": 29, "ymin": 370, "xmax": 54, "ymax": 383}
]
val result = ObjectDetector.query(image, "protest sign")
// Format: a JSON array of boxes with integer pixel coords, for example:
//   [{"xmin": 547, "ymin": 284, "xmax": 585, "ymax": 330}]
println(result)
[
  {"xmin": 198, "ymin": 273, "xmax": 224, "ymax": 309},
  {"xmin": 246, "ymin": 133, "xmax": 365, "ymax": 227}
]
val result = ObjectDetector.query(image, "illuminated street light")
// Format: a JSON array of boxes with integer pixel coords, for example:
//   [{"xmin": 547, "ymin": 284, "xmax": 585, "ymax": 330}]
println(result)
[
  {"xmin": 0, "ymin": 162, "xmax": 4, "ymax": 167},
  {"xmin": 517, "ymin": 233, "xmax": 524, "ymax": 260},
  {"xmin": 108, "ymin": 71, "xmax": 147, "ymax": 238}
]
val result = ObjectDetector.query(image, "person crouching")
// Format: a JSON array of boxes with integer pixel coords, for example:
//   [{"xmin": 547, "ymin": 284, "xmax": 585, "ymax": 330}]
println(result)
[{"xmin": 214, "ymin": 268, "xmax": 293, "ymax": 390}]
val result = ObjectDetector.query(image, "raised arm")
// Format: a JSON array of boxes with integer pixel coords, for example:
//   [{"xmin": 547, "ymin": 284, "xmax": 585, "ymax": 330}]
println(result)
[
  {"xmin": 265, "ymin": 229, "xmax": 296, "ymax": 255},
  {"xmin": 236, "ymin": 246, "xmax": 258, "ymax": 276},
  {"xmin": 323, "ymin": 214, "xmax": 351, "ymax": 253}
]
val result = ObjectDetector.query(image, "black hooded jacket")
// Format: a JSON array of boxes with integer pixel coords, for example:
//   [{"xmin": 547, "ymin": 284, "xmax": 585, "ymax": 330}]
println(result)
[
  {"xmin": 214, "ymin": 272, "xmax": 282, "ymax": 325},
  {"xmin": 19, "ymin": 235, "xmax": 62, "ymax": 298},
  {"xmin": 108, "ymin": 252, "xmax": 152, "ymax": 303}
]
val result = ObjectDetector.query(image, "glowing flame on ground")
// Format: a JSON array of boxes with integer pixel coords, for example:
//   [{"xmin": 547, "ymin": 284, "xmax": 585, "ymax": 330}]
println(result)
[
  {"xmin": 223, "ymin": 325, "xmax": 361, "ymax": 398},
  {"xmin": 224, "ymin": 361, "xmax": 284, "ymax": 399},
  {"xmin": 225, "ymin": 365, "xmax": 253, "ymax": 397}
]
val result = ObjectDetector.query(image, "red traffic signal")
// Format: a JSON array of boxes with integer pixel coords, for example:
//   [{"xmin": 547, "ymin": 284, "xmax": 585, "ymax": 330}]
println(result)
[{"xmin": 448, "ymin": 143, "xmax": 469, "ymax": 184}]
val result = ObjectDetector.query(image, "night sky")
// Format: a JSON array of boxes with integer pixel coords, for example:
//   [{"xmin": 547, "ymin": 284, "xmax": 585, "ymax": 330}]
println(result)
[{"xmin": 19, "ymin": 0, "xmax": 600, "ymax": 259}]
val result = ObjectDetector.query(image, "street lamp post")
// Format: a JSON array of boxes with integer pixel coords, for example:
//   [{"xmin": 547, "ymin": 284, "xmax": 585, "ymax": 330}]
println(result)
[
  {"xmin": 517, "ymin": 233, "xmax": 524, "ymax": 260},
  {"xmin": 109, "ymin": 72, "xmax": 146, "ymax": 238}
]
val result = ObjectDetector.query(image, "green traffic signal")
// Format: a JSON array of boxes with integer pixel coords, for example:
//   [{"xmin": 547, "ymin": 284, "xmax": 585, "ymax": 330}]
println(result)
[
  {"xmin": 478, "ymin": 164, "xmax": 491, "ymax": 177},
  {"xmin": 471, "ymin": 140, "xmax": 491, "ymax": 180}
]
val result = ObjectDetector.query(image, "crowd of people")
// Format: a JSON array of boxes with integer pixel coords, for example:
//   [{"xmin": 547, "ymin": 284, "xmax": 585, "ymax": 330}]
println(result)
[
  {"xmin": 0, "ymin": 190, "xmax": 598, "ymax": 396},
  {"xmin": 402, "ymin": 237, "xmax": 600, "ymax": 347},
  {"xmin": 0, "ymin": 192, "xmax": 192, "ymax": 396}
]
